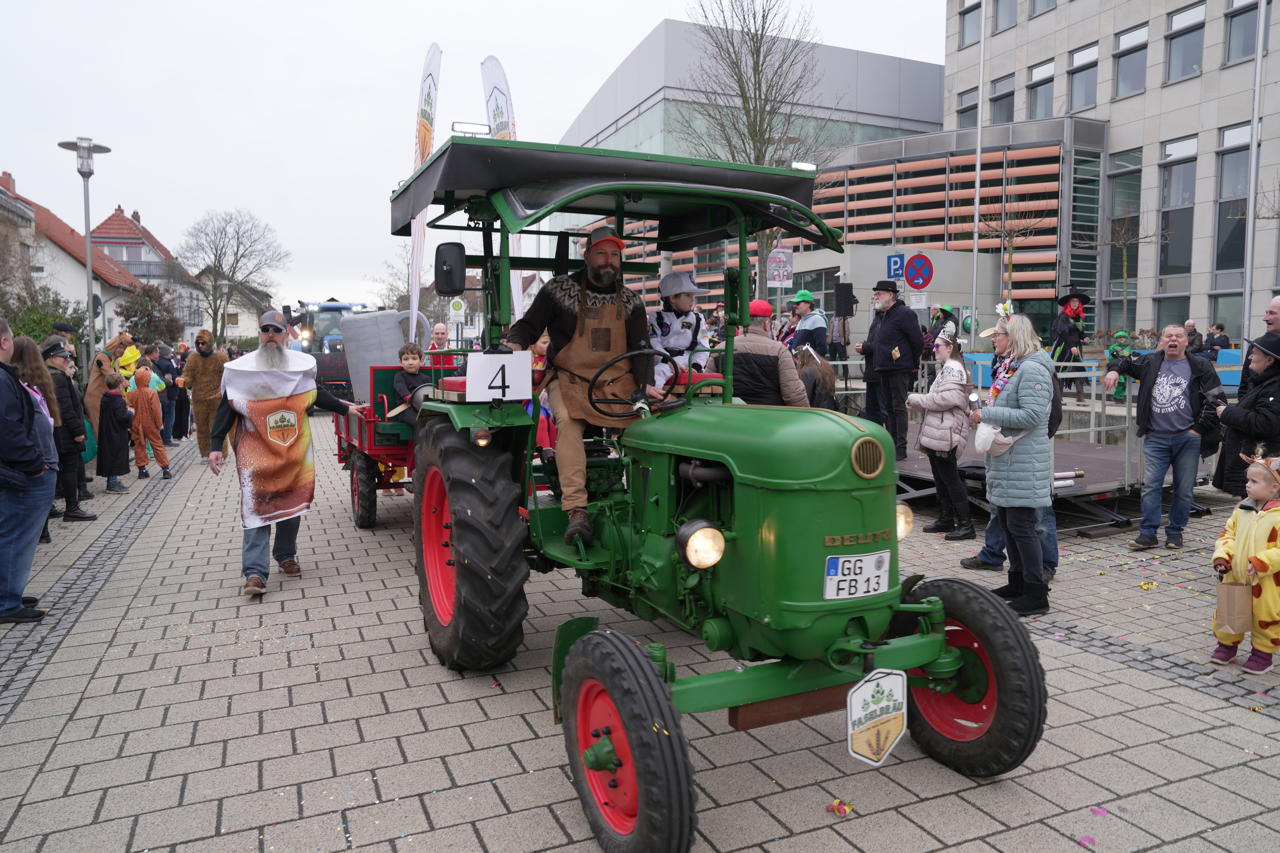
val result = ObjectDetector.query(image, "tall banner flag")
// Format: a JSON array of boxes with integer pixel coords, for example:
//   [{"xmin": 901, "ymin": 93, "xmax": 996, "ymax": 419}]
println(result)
[
  {"xmin": 409, "ymin": 44, "xmax": 442, "ymax": 343},
  {"xmin": 481, "ymin": 56, "xmax": 524, "ymax": 317}
]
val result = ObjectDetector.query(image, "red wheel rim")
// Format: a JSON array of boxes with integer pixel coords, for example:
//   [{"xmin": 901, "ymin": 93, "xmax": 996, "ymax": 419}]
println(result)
[
  {"xmin": 421, "ymin": 467, "xmax": 455, "ymax": 625},
  {"xmin": 909, "ymin": 619, "xmax": 997, "ymax": 742},
  {"xmin": 576, "ymin": 678, "xmax": 639, "ymax": 835}
]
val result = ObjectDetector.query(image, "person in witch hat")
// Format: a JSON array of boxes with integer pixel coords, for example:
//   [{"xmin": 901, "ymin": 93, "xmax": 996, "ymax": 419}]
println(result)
[{"xmin": 1050, "ymin": 291, "xmax": 1092, "ymax": 402}]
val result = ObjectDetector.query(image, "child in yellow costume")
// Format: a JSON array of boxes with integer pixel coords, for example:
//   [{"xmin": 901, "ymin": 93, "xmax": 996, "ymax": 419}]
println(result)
[{"xmin": 1211, "ymin": 455, "xmax": 1280, "ymax": 674}]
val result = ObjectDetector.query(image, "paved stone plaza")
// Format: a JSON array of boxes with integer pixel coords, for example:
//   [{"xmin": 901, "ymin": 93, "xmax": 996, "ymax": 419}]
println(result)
[{"xmin": 2, "ymin": 419, "xmax": 1280, "ymax": 852}]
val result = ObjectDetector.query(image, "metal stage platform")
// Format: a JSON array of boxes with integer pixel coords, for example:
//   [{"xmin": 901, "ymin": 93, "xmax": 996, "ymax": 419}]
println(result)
[{"xmin": 893, "ymin": 424, "xmax": 1220, "ymax": 538}]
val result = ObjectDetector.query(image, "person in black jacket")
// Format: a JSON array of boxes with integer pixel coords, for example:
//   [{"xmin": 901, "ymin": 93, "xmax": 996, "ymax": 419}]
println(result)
[
  {"xmin": 1050, "ymin": 291, "xmax": 1091, "ymax": 402},
  {"xmin": 856, "ymin": 280, "xmax": 923, "ymax": 460},
  {"xmin": 43, "ymin": 341, "xmax": 96, "ymax": 521},
  {"xmin": 0, "ymin": 319, "xmax": 58, "ymax": 623},
  {"xmin": 96, "ymin": 373, "xmax": 134, "ymax": 492},
  {"xmin": 1213, "ymin": 333, "xmax": 1280, "ymax": 496},
  {"xmin": 155, "ymin": 344, "xmax": 180, "ymax": 446},
  {"xmin": 1104, "ymin": 324, "xmax": 1222, "ymax": 549},
  {"xmin": 1183, "ymin": 321, "xmax": 1205, "ymax": 355},
  {"xmin": 1203, "ymin": 323, "xmax": 1230, "ymax": 363}
]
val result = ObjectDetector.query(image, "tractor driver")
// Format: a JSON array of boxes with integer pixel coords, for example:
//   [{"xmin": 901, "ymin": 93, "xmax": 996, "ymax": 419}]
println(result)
[{"xmin": 506, "ymin": 226, "xmax": 663, "ymax": 547}]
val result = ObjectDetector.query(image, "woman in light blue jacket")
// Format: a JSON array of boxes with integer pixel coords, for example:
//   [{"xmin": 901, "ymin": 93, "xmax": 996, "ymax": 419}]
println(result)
[{"xmin": 969, "ymin": 314, "xmax": 1054, "ymax": 616}]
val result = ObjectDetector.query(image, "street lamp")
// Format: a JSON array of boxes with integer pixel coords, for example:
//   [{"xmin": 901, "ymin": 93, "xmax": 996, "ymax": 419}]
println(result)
[{"xmin": 57, "ymin": 137, "xmax": 110, "ymax": 365}]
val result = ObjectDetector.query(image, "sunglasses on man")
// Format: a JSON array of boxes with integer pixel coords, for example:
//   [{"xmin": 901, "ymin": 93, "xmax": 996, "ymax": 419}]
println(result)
[{"xmin": 260, "ymin": 325, "xmax": 285, "ymax": 334}]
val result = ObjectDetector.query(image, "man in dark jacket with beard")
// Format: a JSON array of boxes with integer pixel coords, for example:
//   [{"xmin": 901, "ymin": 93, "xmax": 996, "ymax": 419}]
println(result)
[{"xmin": 856, "ymin": 280, "xmax": 923, "ymax": 460}]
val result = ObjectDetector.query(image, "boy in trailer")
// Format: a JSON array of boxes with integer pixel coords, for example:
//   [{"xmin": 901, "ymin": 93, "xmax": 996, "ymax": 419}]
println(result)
[
  {"xmin": 648, "ymin": 272, "xmax": 712, "ymax": 388},
  {"xmin": 392, "ymin": 342, "xmax": 431, "ymax": 426},
  {"xmin": 1211, "ymin": 453, "xmax": 1280, "ymax": 674}
]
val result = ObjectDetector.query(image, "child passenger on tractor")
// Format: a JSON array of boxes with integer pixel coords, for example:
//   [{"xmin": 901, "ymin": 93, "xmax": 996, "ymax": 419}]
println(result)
[
  {"xmin": 648, "ymin": 272, "xmax": 712, "ymax": 387},
  {"xmin": 393, "ymin": 342, "xmax": 431, "ymax": 426}
]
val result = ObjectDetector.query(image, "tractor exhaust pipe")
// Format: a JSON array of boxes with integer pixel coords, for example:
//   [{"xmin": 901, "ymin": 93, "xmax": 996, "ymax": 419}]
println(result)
[{"xmin": 678, "ymin": 460, "xmax": 731, "ymax": 485}]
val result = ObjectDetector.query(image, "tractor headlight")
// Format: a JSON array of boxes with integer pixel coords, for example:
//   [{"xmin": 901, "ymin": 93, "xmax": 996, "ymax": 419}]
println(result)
[
  {"xmin": 896, "ymin": 504, "xmax": 914, "ymax": 540},
  {"xmin": 676, "ymin": 520, "xmax": 725, "ymax": 569}
]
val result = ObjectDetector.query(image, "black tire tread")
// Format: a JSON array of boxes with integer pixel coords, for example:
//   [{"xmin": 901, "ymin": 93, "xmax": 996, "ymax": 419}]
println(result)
[
  {"xmin": 904, "ymin": 577, "xmax": 1047, "ymax": 777},
  {"xmin": 561, "ymin": 629, "xmax": 696, "ymax": 853},
  {"xmin": 351, "ymin": 451, "xmax": 378, "ymax": 529},
  {"xmin": 413, "ymin": 417, "xmax": 529, "ymax": 671}
]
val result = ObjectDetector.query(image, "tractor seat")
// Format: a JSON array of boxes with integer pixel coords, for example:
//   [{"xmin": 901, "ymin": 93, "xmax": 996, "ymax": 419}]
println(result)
[
  {"xmin": 673, "ymin": 369, "xmax": 723, "ymax": 385},
  {"xmin": 439, "ymin": 376, "xmax": 467, "ymax": 392}
]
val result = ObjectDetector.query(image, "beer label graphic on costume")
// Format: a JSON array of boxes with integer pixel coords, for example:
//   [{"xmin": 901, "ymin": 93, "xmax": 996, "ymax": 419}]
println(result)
[{"xmin": 266, "ymin": 410, "xmax": 299, "ymax": 447}]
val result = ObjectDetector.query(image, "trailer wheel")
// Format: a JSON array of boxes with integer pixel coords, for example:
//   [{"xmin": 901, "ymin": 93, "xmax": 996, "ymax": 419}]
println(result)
[
  {"xmin": 350, "ymin": 451, "xmax": 378, "ymax": 529},
  {"xmin": 413, "ymin": 417, "xmax": 528, "ymax": 671},
  {"xmin": 904, "ymin": 578, "xmax": 1046, "ymax": 777},
  {"xmin": 561, "ymin": 630, "xmax": 695, "ymax": 853}
]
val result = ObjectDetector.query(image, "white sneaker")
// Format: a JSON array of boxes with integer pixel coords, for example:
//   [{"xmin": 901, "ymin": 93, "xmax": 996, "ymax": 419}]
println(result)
[{"xmin": 200, "ymin": 456, "xmax": 209, "ymax": 463}]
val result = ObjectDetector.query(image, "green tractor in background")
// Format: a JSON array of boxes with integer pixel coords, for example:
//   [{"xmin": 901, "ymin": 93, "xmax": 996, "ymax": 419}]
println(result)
[{"xmin": 389, "ymin": 137, "xmax": 1046, "ymax": 852}]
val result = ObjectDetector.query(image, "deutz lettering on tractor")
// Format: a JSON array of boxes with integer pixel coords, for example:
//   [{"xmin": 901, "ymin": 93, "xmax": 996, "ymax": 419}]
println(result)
[{"xmin": 368, "ymin": 137, "xmax": 1046, "ymax": 853}]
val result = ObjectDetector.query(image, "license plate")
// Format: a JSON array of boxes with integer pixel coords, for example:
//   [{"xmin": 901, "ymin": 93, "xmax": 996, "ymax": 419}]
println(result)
[{"xmin": 823, "ymin": 550, "xmax": 890, "ymax": 600}]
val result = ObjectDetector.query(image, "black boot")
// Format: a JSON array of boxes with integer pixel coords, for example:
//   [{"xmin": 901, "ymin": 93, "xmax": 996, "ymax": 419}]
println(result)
[
  {"xmin": 1008, "ymin": 582, "xmax": 1050, "ymax": 617},
  {"xmin": 564, "ymin": 508, "xmax": 594, "ymax": 547},
  {"xmin": 923, "ymin": 512, "xmax": 956, "ymax": 533},
  {"xmin": 992, "ymin": 572, "xmax": 1023, "ymax": 599},
  {"xmin": 945, "ymin": 516, "xmax": 976, "ymax": 541}
]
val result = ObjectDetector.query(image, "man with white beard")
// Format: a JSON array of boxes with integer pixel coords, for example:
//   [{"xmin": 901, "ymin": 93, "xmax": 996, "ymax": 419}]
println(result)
[{"xmin": 208, "ymin": 310, "xmax": 362, "ymax": 595}]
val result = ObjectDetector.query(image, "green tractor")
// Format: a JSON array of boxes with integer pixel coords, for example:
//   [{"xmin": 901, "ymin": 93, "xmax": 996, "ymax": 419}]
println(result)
[{"xmin": 390, "ymin": 137, "xmax": 1046, "ymax": 852}]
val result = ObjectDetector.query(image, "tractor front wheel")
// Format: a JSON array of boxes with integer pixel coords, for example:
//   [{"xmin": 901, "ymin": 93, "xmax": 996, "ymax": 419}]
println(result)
[
  {"xmin": 413, "ymin": 417, "xmax": 528, "ymax": 671},
  {"xmin": 350, "ymin": 451, "xmax": 378, "ymax": 529},
  {"xmin": 904, "ymin": 578, "xmax": 1047, "ymax": 777},
  {"xmin": 561, "ymin": 629, "xmax": 695, "ymax": 853}
]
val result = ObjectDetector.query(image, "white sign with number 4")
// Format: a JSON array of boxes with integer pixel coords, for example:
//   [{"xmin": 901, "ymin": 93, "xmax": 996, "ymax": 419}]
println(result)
[{"xmin": 465, "ymin": 352, "xmax": 533, "ymax": 403}]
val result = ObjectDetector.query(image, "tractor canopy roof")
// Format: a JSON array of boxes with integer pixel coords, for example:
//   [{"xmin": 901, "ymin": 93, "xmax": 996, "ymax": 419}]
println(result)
[{"xmin": 389, "ymin": 137, "xmax": 842, "ymax": 253}]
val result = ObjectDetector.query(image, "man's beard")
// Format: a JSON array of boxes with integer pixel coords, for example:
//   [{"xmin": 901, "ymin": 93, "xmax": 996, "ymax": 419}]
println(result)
[
  {"xmin": 587, "ymin": 265, "xmax": 618, "ymax": 287},
  {"xmin": 256, "ymin": 343, "xmax": 288, "ymax": 369}
]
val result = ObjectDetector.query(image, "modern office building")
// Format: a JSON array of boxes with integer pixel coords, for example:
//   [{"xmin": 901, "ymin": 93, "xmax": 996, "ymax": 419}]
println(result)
[
  {"xmin": 561, "ymin": 18, "xmax": 946, "ymax": 306},
  {"xmin": 945, "ymin": 0, "xmax": 1279, "ymax": 337},
  {"xmin": 561, "ymin": 19, "xmax": 945, "ymax": 158}
]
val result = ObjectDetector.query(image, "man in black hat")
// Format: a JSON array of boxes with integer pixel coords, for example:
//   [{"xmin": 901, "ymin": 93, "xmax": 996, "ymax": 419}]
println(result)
[
  {"xmin": 855, "ymin": 280, "xmax": 922, "ymax": 460},
  {"xmin": 42, "ymin": 339, "xmax": 96, "ymax": 521},
  {"xmin": 1051, "ymin": 291, "xmax": 1091, "ymax": 402}
]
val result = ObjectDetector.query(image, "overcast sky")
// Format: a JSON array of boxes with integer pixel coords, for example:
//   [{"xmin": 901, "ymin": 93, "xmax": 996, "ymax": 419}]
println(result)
[{"xmin": 3, "ymin": 0, "xmax": 944, "ymax": 308}]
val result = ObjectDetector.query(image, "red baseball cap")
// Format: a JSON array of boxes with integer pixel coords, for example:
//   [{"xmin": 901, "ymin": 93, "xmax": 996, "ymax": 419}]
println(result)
[{"xmin": 748, "ymin": 299, "xmax": 774, "ymax": 318}]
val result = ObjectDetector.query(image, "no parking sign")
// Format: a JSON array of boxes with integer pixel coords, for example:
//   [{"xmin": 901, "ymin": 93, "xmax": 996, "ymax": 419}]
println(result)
[{"xmin": 904, "ymin": 253, "xmax": 933, "ymax": 289}]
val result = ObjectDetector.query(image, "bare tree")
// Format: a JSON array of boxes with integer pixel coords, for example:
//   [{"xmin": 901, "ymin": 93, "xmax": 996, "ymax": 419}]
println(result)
[
  {"xmin": 976, "ymin": 209, "xmax": 1055, "ymax": 302},
  {"xmin": 676, "ymin": 0, "xmax": 829, "ymax": 297},
  {"xmin": 366, "ymin": 243, "xmax": 414, "ymax": 311},
  {"xmin": 178, "ymin": 209, "xmax": 289, "ymax": 344},
  {"xmin": 1073, "ymin": 213, "xmax": 1166, "ymax": 335}
]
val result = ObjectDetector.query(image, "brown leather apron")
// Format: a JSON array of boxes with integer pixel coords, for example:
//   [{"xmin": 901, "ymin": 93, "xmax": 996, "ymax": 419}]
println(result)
[{"xmin": 550, "ymin": 282, "xmax": 638, "ymax": 427}]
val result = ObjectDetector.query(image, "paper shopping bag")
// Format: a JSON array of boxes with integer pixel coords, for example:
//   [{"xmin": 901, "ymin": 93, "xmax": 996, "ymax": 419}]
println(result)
[{"xmin": 1216, "ymin": 581, "xmax": 1254, "ymax": 635}]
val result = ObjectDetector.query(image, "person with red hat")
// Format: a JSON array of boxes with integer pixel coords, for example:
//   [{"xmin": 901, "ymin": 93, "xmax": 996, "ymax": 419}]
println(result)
[
  {"xmin": 506, "ymin": 226, "xmax": 662, "ymax": 546},
  {"xmin": 732, "ymin": 299, "xmax": 807, "ymax": 407}
]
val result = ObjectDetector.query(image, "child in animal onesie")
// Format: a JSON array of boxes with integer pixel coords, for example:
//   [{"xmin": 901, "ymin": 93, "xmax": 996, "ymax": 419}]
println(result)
[
  {"xmin": 1211, "ymin": 455, "xmax": 1280, "ymax": 674},
  {"xmin": 125, "ymin": 365, "xmax": 171, "ymax": 479}
]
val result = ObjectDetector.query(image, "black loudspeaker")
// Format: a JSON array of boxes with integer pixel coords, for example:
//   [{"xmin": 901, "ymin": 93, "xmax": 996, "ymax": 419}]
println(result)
[{"xmin": 835, "ymin": 281, "xmax": 856, "ymax": 316}]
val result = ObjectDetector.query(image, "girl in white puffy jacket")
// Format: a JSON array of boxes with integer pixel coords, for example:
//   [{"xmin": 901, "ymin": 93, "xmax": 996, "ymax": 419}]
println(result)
[{"xmin": 907, "ymin": 333, "xmax": 974, "ymax": 540}]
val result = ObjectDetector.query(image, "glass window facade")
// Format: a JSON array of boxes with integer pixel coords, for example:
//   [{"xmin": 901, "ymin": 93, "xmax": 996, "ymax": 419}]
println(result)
[
  {"xmin": 957, "ymin": 88, "xmax": 978, "ymax": 128},
  {"xmin": 960, "ymin": 3, "xmax": 981, "ymax": 48},
  {"xmin": 1069, "ymin": 45, "xmax": 1098, "ymax": 111},
  {"xmin": 1114, "ymin": 26, "xmax": 1149, "ymax": 98},
  {"xmin": 1226, "ymin": 1, "xmax": 1270, "ymax": 64},
  {"xmin": 1157, "ymin": 296, "xmax": 1191, "ymax": 328},
  {"xmin": 990, "ymin": 74, "xmax": 1015, "ymax": 124},
  {"xmin": 995, "ymin": 0, "xmax": 1017, "ymax": 31},
  {"xmin": 1027, "ymin": 62, "xmax": 1055, "ymax": 120},
  {"xmin": 1031, "ymin": 0, "xmax": 1056, "ymax": 16},
  {"xmin": 1166, "ymin": 4, "xmax": 1206, "ymax": 82}
]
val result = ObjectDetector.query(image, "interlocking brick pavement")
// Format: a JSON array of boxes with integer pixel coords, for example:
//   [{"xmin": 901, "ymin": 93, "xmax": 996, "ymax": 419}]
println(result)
[{"xmin": 2, "ymin": 419, "xmax": 1280, "ymax": 851}]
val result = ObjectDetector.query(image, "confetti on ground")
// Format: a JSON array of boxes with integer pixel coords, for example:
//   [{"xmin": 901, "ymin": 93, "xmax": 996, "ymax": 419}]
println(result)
[
  {"xmin": 1090, "ymin": 807, "xmax": 1108, "ymax": 816},
  {"xmin": 1078, "ymin": 837, "xmax": 1097, "ymax": 848},
  {"xmin": 1139, "ymin": 581, "xmax": 1159, "ymax": 590},
  {"xmin": 826, "ymin": 799, "xmax": 853, "ymax": 818}
]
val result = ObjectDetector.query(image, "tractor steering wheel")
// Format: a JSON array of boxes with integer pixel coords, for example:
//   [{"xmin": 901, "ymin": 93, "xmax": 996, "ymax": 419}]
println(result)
[{"xmin": 587, "ymin": 349, "xmax": 686, "ymax": 420}]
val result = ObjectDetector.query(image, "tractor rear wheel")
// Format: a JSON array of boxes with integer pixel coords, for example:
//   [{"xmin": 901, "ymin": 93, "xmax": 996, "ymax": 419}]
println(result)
[
  {"xmin": 561, "ymin": 629, "xmax": 695, "ymax": 853},
  {"xmin": 413, "ymin": 417, "xmax": 528, "ymax": 671},
  {"xmin": 904, "ymin": 578, "xmax": 1046, "ymax": 777},
  {"xmin": 350, "ymin": 451, "xmax": 378, "ymax": 529}
]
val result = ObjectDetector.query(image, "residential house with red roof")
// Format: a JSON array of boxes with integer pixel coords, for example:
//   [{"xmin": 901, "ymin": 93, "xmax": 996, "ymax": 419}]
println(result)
[
  {"xmin": 0, "ymin": 171, "xmax": 140, "ymax": 342},
  {"xmin": 91, "ymin": 205, "xmax": 205, "ymax": 344}
]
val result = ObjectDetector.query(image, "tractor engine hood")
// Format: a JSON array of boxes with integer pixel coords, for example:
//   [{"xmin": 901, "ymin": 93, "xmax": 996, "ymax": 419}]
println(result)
[{"xmin": 621, "ymin": 405, "xmax": 891, "ymax": 490}]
